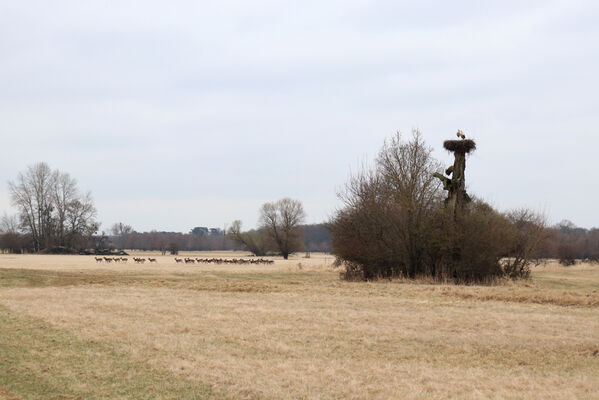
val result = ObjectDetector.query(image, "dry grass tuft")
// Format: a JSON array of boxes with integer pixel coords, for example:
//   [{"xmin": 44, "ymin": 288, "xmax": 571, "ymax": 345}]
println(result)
[{"xmin": 445, "ymin": 286, "xmax": 599, "ymax": 307}]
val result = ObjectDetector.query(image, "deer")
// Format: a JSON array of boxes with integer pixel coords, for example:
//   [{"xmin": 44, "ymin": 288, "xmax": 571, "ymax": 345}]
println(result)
[
  {"xmin": 174, "ymin": 257, "xmax": 183, "ymax": 263},
  {"xmin": 94, "ymin": 257, "xmax": 103, "ymax": 263},
  {"xmin": 148, "ymin": 257, "xmax": 157, "ymax": 263}
]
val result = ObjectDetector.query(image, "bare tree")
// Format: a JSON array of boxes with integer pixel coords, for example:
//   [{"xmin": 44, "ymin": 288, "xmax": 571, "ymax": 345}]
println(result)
[
  {"xmin": 110, "ymin": 222, "xmax": 134, "ymax": 250},
  {"xmin": 8, "ymin": 162, "xmax": 98, "ymax": 251},
  {"xmin": 331, "ymin": 130, "xmax": 445, "ymax": 279},
  {"xmin": 503, "ymin": 208, "xmax": 547, "ymax": 277},
  {"xmin": 227, "ymin": 220, "xmax": 269, "ymax": 256},
  {"xmin": 376, "ymin": 130, "xmax": 445, "ymax": 277},
  {"xmin": 65, "ymin": 193, "xmax": 98, "ymax": 246},
  {"xmin": 0, "ymin": 213, "xmax": 30, "ymax": 253},
  {"xmin": 259, "ymin": 198, "xmax": 306, "ymax": 259},
  {"xmin": 111, "ymin": 222, "xmax": 133, "ymax": 236},
  {"xmin": 8, "ymin": 162, "xmax": 56, "ymax": 250},
  {"xmin": 52, "ymin": 171, "xmax": 78, "ymax": 246},
  {"xmin": 0, "ymin": 213, "xmax": 20, "ymax": 234}
]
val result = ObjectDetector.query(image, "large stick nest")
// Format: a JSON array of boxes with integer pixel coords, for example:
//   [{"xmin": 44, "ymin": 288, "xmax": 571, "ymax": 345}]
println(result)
[{"xmin": 443, "ymin": 139, "xmax": 476, "ymax": 154}]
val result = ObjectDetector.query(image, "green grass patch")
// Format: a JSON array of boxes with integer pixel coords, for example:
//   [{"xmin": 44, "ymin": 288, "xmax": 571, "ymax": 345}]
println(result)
[
  {"xmin": 0, "ymin": 268, "xmax": 338, "ymax": 294},
  {"xmin": 531, "ymin": 269, "xmax": 599, "ymax": 291},
  {"xmin": 0, "ymin": 304, "xmax": 225, "ymax": 400}
]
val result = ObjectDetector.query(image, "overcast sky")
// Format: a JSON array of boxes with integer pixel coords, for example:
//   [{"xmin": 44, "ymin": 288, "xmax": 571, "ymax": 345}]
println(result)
[{"xmin": 1, "ymin": 0, "xmax": 598, "ymax": 232}]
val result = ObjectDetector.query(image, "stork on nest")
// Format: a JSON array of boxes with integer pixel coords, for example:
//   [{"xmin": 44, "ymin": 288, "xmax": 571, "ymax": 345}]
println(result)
[{"xmin": 456, "ymin": 129, "xmax": 466, "ymax": 139}]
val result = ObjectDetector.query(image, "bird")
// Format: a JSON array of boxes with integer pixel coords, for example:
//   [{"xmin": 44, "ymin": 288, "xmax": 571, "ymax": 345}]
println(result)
[{"xmin": 457, "ymin": 129, "xmax": 466, "ymax": 139}]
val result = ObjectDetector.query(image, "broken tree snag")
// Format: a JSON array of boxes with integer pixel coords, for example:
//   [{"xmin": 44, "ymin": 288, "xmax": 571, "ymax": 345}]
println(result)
[{"xmin": 434, "ymin": 132, "xmax": 476, "ymax": 220}]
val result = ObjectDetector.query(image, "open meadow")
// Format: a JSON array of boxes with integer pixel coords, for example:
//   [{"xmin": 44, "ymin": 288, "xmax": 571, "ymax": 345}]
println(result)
[{"xmin": 1, "ymin": 252, "xmax": 598, "ymax": 399}]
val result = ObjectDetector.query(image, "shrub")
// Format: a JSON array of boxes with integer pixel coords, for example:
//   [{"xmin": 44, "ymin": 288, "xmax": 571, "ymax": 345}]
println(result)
[
  {"xmin": 330, "ymin": 131, "xmax": 545, "ymax": 283},
  {"xmin": 557, "ymin": 244, "xmax": 577, "ymax": 266}
]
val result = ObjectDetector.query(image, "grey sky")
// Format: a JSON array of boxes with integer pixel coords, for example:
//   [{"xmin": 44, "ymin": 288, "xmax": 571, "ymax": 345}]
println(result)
[{"xmin": 1, "ymin": 0, "xmax": 598, "ymax": 232}]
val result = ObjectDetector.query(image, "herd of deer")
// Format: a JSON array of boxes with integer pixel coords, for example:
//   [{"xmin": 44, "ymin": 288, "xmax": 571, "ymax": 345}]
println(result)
[
  {"xmin": 94, "ymin": 256, "xmax": 157, "ymax": 263},
  {"xmin": 174, "ymin": 257, "xmax": 274, "ymax": 265},
  {"xmin": 93, "ymin": 256, "xmax": 274, "ymax": 265},
  {"xmin": 95, "ymin": 256, "xmax": 127, "ymax": 263}
]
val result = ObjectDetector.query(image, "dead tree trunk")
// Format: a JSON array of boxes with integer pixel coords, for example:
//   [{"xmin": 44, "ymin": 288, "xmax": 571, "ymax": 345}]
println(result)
[
  {"xmin": 433, "ymin": 133, "xmax": 477, "ymax": 276},
  {"xmin": 433, "ymin": 136, "xmax": 476, "ymax": 220}
]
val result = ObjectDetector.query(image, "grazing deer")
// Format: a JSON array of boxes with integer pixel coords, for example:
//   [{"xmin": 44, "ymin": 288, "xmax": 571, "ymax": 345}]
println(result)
[
  {"xmin": 148, "ymin": 257, "xmax": 157, "ymax": 263},
  {"xmin": 120, "ymin": 257, "xmax": 128, "ymax": 263},
  {"xmin": 94, "ymin": 257, "xmax": 103, "ymax": 263},
  {"xmin": 174, "ymin": 257, "xmax": 183, "ymax": 263},
  {"xmin": 103, "ymin": 257, "xmax": 112, "ymax": 263}
]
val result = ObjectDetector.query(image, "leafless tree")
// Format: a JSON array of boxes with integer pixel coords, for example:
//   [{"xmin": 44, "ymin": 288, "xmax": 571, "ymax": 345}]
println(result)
[
  {"xmin": 110, "ymin": 222, "xmax": 134, "ymax": 236},
  {"xmin": 52, "ymin": 171, "xmax": 79, "ymax": 246},
  {"xmin": 8, "ymin": 162, "xmax": 56, "ymax": 250},
  {"xmin": 331, "ymin": 130, "xmax": 444, "ymax": 279},
  {"xmin": 0, "ymin": 213, "xmax": 28, "ymax": 253},
  {"xmin": 227, "ymin": 220, "xmax": 269, "ymax": 256},
  {"xmin": 8, "ymin": 162, "xmax": 98, "ymax": 251},
  {"xmin": 0, "ymin": 213, "xmax": 20, "ymax": 234},
  {"xmin": 259, "ymin": 198, "xmax": 306, "ymax": 259},
  {"xmin": 503, "ymin": 208, "xmax": 548, "ymax": 276},
  {"xmin": 66, "ymin": 193, "xmax": 98, "ymax": 247},
  {"xmin": 376, "ymin": 130, "xmax": 445, "ymax": 276}
]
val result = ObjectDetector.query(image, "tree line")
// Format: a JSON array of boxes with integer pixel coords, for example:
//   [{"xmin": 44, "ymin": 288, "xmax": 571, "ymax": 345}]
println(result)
[
  {"xmin": 106, "ymin": 214, "xmax": 329, "ymax": 255},
  {"xmin": 0, "ymin": 162, "xmax": 331, "ymax": 256},
  {"xmin": 0, "ymin": 215, "xmax": 331, "ymax": 256},
  {"xmin": 537, "ymin": 220, "xmax": 599, "ymax": 265},
  {"xmin": 1, "ymin": 157, "xmax": 596, "ymax": 273}
]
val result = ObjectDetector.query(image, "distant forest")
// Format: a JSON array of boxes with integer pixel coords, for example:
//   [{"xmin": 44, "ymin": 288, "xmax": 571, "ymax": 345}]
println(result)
[
  {"xmin": 99, "ymin": 220, "xmax": 598, "ymax": 261},
  {"xmin": 2, "ymin": 219, "xmax": 599, "ymax": 264},
  {"xmin": 107, "ymin": 223, "xmax": 331, "ymax": 254}
]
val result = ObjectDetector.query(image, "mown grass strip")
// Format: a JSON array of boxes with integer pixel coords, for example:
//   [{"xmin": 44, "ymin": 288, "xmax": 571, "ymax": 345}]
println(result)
[
  {"xmin": 0, "ymin": 268, "xmax": 333, "ymax": 294},
  {"xmin": 0, "ymin": 305, "xmax": 225, "ymax": 400}
]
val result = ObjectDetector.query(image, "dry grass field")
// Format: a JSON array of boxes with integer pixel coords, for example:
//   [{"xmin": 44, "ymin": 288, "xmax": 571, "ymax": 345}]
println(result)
[{"xmin": 1, "ymin": 252, "xmax": 598, "ymax": 399}]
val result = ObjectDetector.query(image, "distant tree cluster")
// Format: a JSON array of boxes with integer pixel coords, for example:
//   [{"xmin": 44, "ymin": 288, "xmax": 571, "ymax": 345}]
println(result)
[
  {"xmin": 537, "ymin": 220, "xmax": 599, "ymax": 265},
  {"xmin": 104, "ymin": 220, "xmax": 327, "ymax": 256},
  {"xmin": 109, "ymin": 227, "xmax": 233, "ymax": 254},
  {"xmin": 4, "ymin": 162, "xmax": 98, "ymax": 252},
  {"xmin": 228, "ymin": 198, "xmax": 306, "ymax": 259},
  {"xmin": 301, "ymin": 224, "xmax": 331, "ymax": 252},
  {"xmin": 0, "ymin": 214, "xmax": 32, "ymax": 253},
  {"xmin": 190, "ymin": 226, "xmax": 225, "ymax": 236},
  {"xmin": 227, "ymin": 220, "xmax": 269, "ymax": 256},
  {"xmin": 328, "ymin": 131, "xmax": 547, "ymax": 282}
]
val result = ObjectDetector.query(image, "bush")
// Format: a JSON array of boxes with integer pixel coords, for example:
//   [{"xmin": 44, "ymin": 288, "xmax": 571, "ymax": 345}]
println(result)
[
  {"xmin": 329, "ymin": 131, "xmax": 545, "ymax": 283},
  {"xmin": 39, "ymin": 246, "xmax": 79, "ymax": 255},
  {"xmin": 330, "ymin": 130, "xmax": 444, "ymax": 280},
  {"xmin": 557, "ymin": 244, "xmax": 577, "ymax": 266}
]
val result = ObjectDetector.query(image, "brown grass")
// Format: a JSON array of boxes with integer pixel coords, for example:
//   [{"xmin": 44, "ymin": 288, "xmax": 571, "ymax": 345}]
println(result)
[
  {"xmin": 1, "ymin": 254, "xmax": 598, "ymax": 399},
  {"xmin": 0, "ymin": 386, "xmax": 19, "ymax": 400}
]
